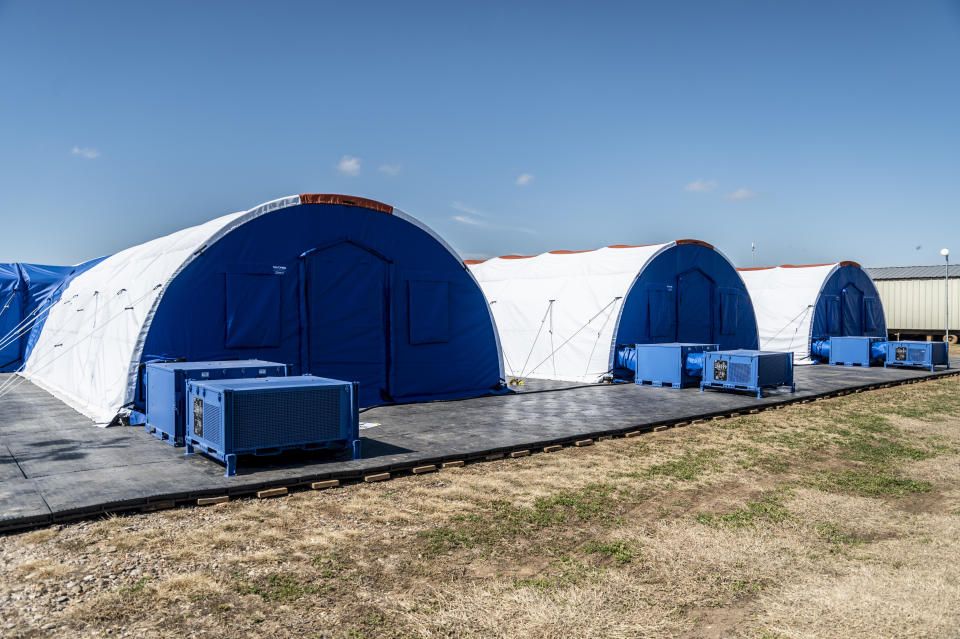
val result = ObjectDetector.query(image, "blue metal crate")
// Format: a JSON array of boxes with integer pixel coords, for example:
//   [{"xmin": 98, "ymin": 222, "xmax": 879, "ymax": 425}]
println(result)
[
  {"xmin": 700, "ymin": 350, "xmax": 795, "ymax": 398},
  {"xmin": 624, "ymin": 343, "xmax": 718, "ymax": 388},
  {"xmin": 827, "ymin": 336, "xmax": 886, "ymax": 367},
  {"xmin": 883, "ymin": 341, "xmax": 949, "ymax": 372},
  {"xmin": 144, "ymin": 360, "xmax": 287, "ymax": 446},
  {"xmin": 184, "ymin": 375, "xmax": 361, "ymax": 476}
]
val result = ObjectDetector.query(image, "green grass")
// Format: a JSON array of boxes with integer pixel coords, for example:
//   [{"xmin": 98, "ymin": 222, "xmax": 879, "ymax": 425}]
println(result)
[
  {"xmin": 584, "ymin": 540, "xmax": 637, "ymax": 564},
  {"xmin": 840, "ymin": 436, "xmax": 933, "ymax": 464},
  {"xmin": 886, "ymin": 381, "xmax": 960, "ymax": 419},
  {"xmin": 422, "ymin": 483, "xmax": 617, "ymax": 553},
  {"xmin": 814, "ymin": 521, "xmax": 866, "ymax": 554},
  {"xmin": 696, "ymin": 492, "xmax": 791, "ymax": 529},
  {"xmin": 118, "ymin": 577, "xmax": 152, "ymax": 596},
  {"xmin": 513, "ymin": 556, "xmax": 597, "ymax": 590},
  {"xmin": 812, "ymin": 470, "xmax": 932, "ymax": 497},
  {"xmin": 233, "ymin": 573, "xmax": 327, "ymax": 602},
  {"xmin": 644, "ymin": 449, "xmax": 720, "ymax": 481}
]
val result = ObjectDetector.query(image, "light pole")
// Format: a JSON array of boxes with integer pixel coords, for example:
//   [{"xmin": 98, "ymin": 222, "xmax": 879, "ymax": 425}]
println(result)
[{"xmin": 942, "ymin": 248, "xmax": 950, "ymax": 346}]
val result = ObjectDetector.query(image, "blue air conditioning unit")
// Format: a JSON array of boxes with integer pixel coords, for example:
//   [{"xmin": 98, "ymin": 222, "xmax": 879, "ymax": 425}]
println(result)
[
  {"xmin": 884, "ymin": 341, "xmax": 949, "ymax": 372},
  {"xmin": 618, "ymin": 343, "xmax": 719, "ymax": 388},
  {"xmin": 810, "ymin": 336, "xmax": 886, "ymax": 367},
  {"xmin": 185, "ymin": 376, "xmax": 360, "ymax": 476},
  {"xmin": 700, "ymin": 350, "xmax": 795, "ymax": 398},
  {"xmin": 145, "ymin": 360, "xmax": 287, "ymax": 446}
]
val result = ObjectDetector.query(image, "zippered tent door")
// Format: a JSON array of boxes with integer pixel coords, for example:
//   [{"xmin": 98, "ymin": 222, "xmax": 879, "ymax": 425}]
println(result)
[{"xmin": 301, "ymin": 241, "xmax": 391, "ymax": 406}]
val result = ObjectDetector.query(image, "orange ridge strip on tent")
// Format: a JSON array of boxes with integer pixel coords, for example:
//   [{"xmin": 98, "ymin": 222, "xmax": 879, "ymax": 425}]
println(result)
[
  {"xmin": 299, "ymin": 194, "xmax": 394, "ymax": 214},
  {"xmin": 463, "ymin": 240, "xmax": 705, "ymax": 265},
  {"xmin": 674, "ymin": 238, "xmax": 714, "ymax": 249},
  {"xmin": 738, "ymin": 261, "xmax": 861, "ymax": 271}
]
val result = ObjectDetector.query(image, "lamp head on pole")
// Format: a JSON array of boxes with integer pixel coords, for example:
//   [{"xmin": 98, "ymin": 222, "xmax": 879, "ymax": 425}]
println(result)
[{"xmin": 941, "ymin": 248, "xmax": 950, "ymax": 258}]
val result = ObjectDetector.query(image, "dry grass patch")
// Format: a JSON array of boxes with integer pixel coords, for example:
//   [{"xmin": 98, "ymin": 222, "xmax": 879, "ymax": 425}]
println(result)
[{"xmin": 1, "ymin": 376, "xmax": 959, "ymax": 638}]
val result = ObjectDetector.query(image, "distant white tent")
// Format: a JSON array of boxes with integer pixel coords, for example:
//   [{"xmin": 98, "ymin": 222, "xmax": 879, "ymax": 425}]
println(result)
[
  {"xmin": 739, "ymin": 262, "xmax": 886, "ymax": 363},
  {"xmin": 468, "ymin": 240, "xmax": 759, "ymax": 383}
]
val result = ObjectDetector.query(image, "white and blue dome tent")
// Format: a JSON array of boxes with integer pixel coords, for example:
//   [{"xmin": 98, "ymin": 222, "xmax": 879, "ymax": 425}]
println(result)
[
  {"xmin": 467, "ymin": 240, "xmax": 759, "ymax": 383},
  {"xmin": 0, "ymin": 261, "xmax": 102, "ymax": 372},
  {"xmin": 20, "ymin": 194, "xmax": 504, "ymax": 423},
  {"xmin": 738, "ymin": 262, "xmax": 887, "ymax": 363}
]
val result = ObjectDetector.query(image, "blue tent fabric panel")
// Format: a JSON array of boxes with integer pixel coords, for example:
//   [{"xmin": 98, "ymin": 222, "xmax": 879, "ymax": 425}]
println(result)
[
  {"xmin": 810, "ymin": 265, "xmax": 887, "ymax": 343},
  {"xmin": 719, "ymin": 289, "xmax": 740, "ymax": 335},
  {"xmin": 0, "ymin": 264, "xmax": 25, "ymax": 370},
  {"xmin": 408, "ymin": 280, "xmax": 450, "ymax": 345},
  {"xmin": 224, "ymin": 273, "xmax": 282, "ymax": 348},
  {"xmin": 615, "ymin": 243, "xmax": 759, "ymax": 353},
  {"xmin": 863, "ymin": 297, "xmax": 882, "ymax": 332},
  {"xmin": 646, "ymin": 285, "xmax": 675, "ymax": 338},
  {"xmin": 824, "ymin": 296, "xmax": 841, "ymax": 335},
  {"xmin": 141, "ymin": 203, "xmax": 502, "ymax": 410}
]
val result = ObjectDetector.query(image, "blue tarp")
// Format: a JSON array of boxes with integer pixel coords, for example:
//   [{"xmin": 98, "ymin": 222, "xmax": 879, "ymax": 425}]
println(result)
[
  {"xmin": 0, "ymin": 260, "xmax": 105, "ymax": 372},
  {"xmin": 613, "ymin": 242, "xmax": 759, "ymax": 368},
  {"xmin": 810, "ymin": 264, "xmax": 886, "ymax": 343},
  {"xmin": 140, "ymin": 203, "xmax": 504, "ymax": 409}
]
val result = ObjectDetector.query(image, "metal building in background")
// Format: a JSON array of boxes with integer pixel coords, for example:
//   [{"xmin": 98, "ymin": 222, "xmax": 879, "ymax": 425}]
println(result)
[{"xmin": 865, "ymin": 265, "xmax": 960, "ymax": 343}]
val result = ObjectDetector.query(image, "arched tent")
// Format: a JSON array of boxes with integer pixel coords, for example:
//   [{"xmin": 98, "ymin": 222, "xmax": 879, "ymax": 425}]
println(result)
[
  {"xmin": 467, "ymin": 240, "xmax": 759, "ymax": 383},
  {"xmin": 738, "ymin": 262, "xmax": 886, "ymax": 363},
  {"xmin": 0, "ymin": 261, "xmax": 103, "ymax": 372},
  {"xmin": 22, "ymin": 194, "xmax": 504, "ymax": 423}
]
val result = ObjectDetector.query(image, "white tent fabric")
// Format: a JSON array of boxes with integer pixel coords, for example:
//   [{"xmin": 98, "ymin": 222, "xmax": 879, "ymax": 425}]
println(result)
[
  {"xmin": 469, "ymin": 243, "xmax": 672, "ymax": 383},
  {"xmin": 22, "ymin": 195, "xmax": 483, "ymax": 424},
  {"xmin": 738, "ymin": 264, "xmax": 839, "ymax": 363}
]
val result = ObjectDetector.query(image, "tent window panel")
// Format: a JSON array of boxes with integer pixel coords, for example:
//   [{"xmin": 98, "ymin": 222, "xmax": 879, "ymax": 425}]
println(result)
[
  {"xmin": 647, "ymin": 286, "xmax": 675, "ymax": 339},
  {"xmin": 225, "ymin": 273, "xmax": 282, "ymax": 349},
  {"xmin": 720, "ymin": 290, "xmax": 739, "ymax": 335},
  {"xmin": 825, "ymin": 295, "xmax": 841, "ymax": 335},
  {"xmin": 408, "ymin": 280, "xmax": 449, "ymax": 345}
]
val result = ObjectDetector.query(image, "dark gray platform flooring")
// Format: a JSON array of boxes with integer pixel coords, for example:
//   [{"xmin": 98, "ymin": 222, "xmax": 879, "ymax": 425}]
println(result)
[{"xmin": 1, "ymin": 359, "xmax": 958, "ymax": 532}]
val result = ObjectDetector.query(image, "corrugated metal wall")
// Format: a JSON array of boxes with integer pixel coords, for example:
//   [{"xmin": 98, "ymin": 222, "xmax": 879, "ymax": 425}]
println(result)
[{"xmin": 873, "ymin": 278, "xmax": 960, "ymax": 332}]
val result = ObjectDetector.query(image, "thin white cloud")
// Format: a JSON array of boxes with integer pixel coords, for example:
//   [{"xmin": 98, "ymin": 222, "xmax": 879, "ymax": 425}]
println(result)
[
  {"xmin": 71, "ymin": 146, "xmax": 100, "ymax": 159},
  {"xmin": 337, "ymin": 155, "xmax": 361, "ymax": 176},
  {"xmin": 684, "ymin": 179, "xmax": 717, "ymax": 192},
  {"xmin": 378, "ymin": 164, "xmax": 401, "ymax": 176},
  {"xmin": 724, "ymin": 188, "xmax": 758, "ymax": 200},
  {"xmin": 453, "ymin": 215, "xmax": 484, "ymax": 226},
  {"xmin": 452, "ymin": 202, "xmax": 490, "ymax": 218},
  {"xmin": 450, "ymin": 203, "xmax": 536, "ymax": 235},
  {"xmin": 515, "ymin": 173, "xmax": 534, "ymax": 186}
]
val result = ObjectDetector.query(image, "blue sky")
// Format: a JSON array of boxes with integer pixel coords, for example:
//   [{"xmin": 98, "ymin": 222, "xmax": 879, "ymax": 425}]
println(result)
[{"xmin": 1, "ymin": 0, "xmax": 958, "ymax": 267}]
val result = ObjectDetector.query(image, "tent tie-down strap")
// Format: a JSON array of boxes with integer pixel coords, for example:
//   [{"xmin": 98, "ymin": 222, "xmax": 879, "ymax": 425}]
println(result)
[
  {"xmin": 0, "ymin": 284, "xmax": 163, "ymax": 402},
  {"xmin": 513, "ymin": 296, "xmax": 622, "ymax": 385},
  {"xmin": 510, "ymin": 300, "xmax": 555, "ymax": 385},
  {"xmin": 760, "ymin": 304, "xmax": 814, "ymax": 359},
  {"xmin": 0, "ymin": 290, "xmax": 16, "ymax": 321},
  {"xmin": 583, "ymin": 296, "xmax": 622, "ymax": 378},
  {"xmin": 0, "ymin": 292, "xmax": 63, "ymax": 355}
]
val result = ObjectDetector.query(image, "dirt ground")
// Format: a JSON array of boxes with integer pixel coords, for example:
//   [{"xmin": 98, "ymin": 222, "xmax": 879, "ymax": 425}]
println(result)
[{"xmin": 1, "ymin": 375, "xmax": 959, "ymax": 639}]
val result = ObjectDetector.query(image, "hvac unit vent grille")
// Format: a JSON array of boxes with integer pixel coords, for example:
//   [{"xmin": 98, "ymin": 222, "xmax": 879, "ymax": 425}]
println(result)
[
  {"xmin": 727, "ymin": 362, "xmax": 751, "ymax": 384},
  {"xmin": 203, "ymin": 401, "xmax": 222, "ymax": 446},
  {"xmin": 231, "ymin": 387, "xmax": 343, "ymax": 450},
  {"xmin": 907, "ymin": 347, "xmax": 926, "ymax": 362}
]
